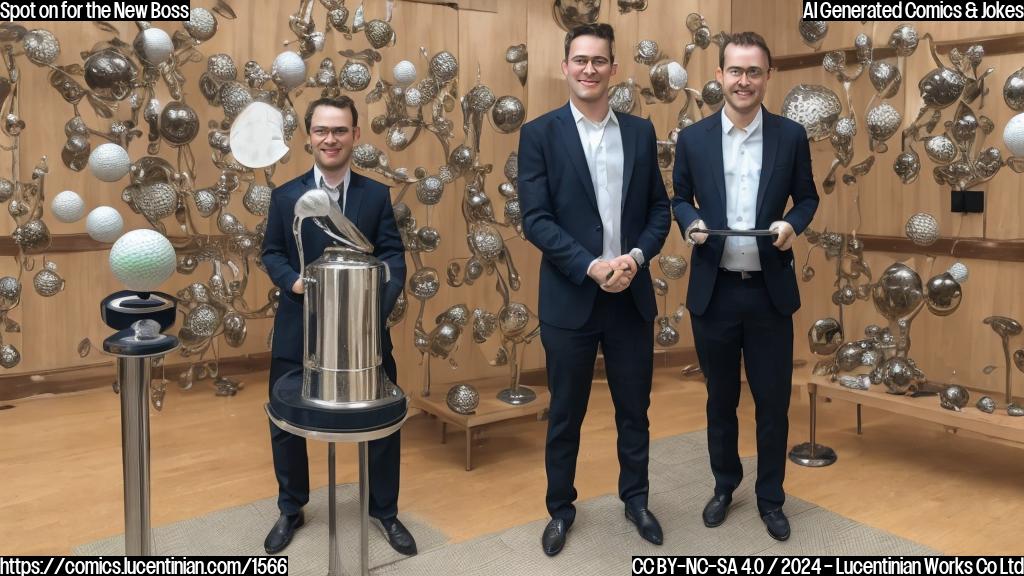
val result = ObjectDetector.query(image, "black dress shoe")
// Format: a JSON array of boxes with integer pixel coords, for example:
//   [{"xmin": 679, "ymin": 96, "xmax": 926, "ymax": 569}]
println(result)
[
  {"xmin": 702, "ymin": 494, "xmax": 732, "ymax": 528},
  {"xmin": 761, "ymin": 509, "xmax": 790, "ymax": 541},
  {"xmin": 625, "ymin": 503, "xmax": 663, "ymax": 545},
  {"xmin": 376, "ymin": 516, "xmax": 418, "ymax": 556},
  {"xmin": 264, "ymin": 511, "xmax": 304, "ymax": 555},
  {"xmin": 541, "ymin": 518, "xmax": 571, "ymax": 557}
]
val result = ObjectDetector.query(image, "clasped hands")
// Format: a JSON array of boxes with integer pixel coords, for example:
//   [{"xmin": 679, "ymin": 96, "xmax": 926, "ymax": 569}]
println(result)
[{"xmin": 588, "ymin": 255, "xmax": 637, "ymax": 293}]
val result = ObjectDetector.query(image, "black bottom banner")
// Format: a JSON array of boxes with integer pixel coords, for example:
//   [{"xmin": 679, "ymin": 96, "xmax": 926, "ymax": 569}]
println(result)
[
  {"xmin": 0, "ymin": 557, "xmax": 288, "ymax": 576},
  {"xmin": 632, "ymin": 556, "xmax": 1024, "ymax": 576}
]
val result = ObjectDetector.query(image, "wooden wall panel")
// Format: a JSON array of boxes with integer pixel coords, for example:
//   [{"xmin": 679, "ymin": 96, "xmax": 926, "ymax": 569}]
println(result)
[{"xmin": 19, "ymin": 2, "xmax": 1022, "ymax": 401}]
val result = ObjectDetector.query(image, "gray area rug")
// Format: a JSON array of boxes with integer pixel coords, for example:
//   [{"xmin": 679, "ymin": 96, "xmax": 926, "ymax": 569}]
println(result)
[
  {"xmin": 77, "ymin": 430, "xmax": 936, "ymax": 575},
  {"xmin": 74, "ymin": 484, "xmax": 448, "ymax": 574}
]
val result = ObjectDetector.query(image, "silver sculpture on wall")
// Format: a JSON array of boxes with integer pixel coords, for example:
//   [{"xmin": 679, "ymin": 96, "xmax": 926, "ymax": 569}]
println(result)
[
  {"xmin": 983, "ymin": 316, "xmax": 1022, "ymax": 405},
  {"xmin": 505, "ymin": 44, "xmax": 528, "ymax": 87},
  {"xmin": 808, "ymin": 255, "xmax": 966, "ymax": 394},
  {"xmin": 653, "ymin": 254, "xmax": 687, "ymax": 349},
  {"xmin": 40, "ymin": 10, "xmax": 301, "ymax": 395},
  {"xmin": 787, "ymin": 25, "xmax": 1021, "ymax": 407},
  {"xmin": 867, "ymin": 262, "xmax": 964, "ymax": 394},
  {"xmin": 781, "ymin": 84, "xmax": 842, "ymax": 142},
  {"xmin": 552, "ymin": 0, "xmax": 600, "ymax": 31},
  {"xmin": 0, "ymin": 22, "xmax": 76, "ymax": 368},
  {"xmin": 894, "ymin": 34, "xmax": 1002, "ymax": 189},
  {"xmin": 807, "ymin": 317, "xmax": 843, "ymax": 376},
  {"xmin": 798, "ymin": 20, "xmax": 828, "ymax": 50},
  {"xmin": 617, "ymin": 0, "xmax": 647, "ymax": 13},
  {"xmin": 801, "ymin": 228, "xmax": 873, "ymax": 350}
]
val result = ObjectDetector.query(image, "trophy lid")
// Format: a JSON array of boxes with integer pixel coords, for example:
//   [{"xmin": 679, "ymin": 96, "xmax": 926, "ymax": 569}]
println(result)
[{"xmin": 310, "ymin": 246, "xmax": 383, "ymax": 269}]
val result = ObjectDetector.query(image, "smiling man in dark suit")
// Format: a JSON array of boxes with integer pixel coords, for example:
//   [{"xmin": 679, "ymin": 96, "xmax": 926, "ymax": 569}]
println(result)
[
  {"xmin": 260, "ymin": 96, "xmax": 414, "ymax": 556},
  {"xmin": 672, "ymin": 32, "xmax": 819, "ymax": 542},
  {"xmin": 518, "ymin": 23, "xmax": 670, "ymax": 556}
]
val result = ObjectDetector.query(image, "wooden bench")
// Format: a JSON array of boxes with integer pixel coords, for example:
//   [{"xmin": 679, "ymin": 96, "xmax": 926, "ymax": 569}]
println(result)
[
  {"xmin": 789, "ymin": 373, "xmax": 1024, "ymax": 466},
  {"xmin": 410, "ymin": 375, "xmax": 549, "ymax": 470}
]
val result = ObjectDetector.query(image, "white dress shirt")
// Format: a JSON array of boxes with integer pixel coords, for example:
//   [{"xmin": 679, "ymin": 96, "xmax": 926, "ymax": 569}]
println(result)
[
  {"xmin": 569, "ymin": 101, "xmax": 627, "ymax": 273},
  {"xmin": 313, "ymin": 165, "xmax": 351, "ymax": 210},
  {"xmin": 720, "ymin": 109, "xmax": 763, "ymax": 272}
]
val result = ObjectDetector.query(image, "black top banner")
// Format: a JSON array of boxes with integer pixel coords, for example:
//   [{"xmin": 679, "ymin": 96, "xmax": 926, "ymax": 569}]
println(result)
[
  {"xmin": 0, "ymin": 1, "xmax": 190, "ymax": 21},
  {"xmin": 802, "ymin": 0, "xmax": 1024, "ymax": 20}
]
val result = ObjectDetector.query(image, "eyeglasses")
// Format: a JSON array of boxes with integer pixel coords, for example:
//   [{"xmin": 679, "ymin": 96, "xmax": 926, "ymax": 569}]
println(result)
[
  {"xmin": 310, "ymin": 126, "xmax": 351, "ymax": 139},
  {"xmin": 724, "ymin": 66, "xmax": 768, "ymax": 80},
  {"xmin": 569, "ymin": 56, "xmax": 612, "ymax": 70}
]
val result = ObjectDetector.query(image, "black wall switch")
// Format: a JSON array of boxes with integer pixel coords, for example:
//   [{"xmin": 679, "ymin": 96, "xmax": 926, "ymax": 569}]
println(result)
[{"xmin": 951, "ymin": 190, "xmax": 984, "ymax": 213}]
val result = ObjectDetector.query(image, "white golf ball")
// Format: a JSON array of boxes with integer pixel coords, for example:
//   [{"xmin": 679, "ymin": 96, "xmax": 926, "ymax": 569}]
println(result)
[
  {"xmin": 109, "ymin": 229, "xmax": 177, "ymax": 292},
  {"xmin": 88, "ymin": 143, "xmax": 131, "ymax": 182},
  {"xmin": 393, "ymin": 60, "xmax": 417, "ymax": 86},
  {"xmin": 86, "ymin": 206, "xmax": 124, "ymax": 243},
  {"xmin": 51, "ymin": 190, "xmax": 85, "ymax": 223}
]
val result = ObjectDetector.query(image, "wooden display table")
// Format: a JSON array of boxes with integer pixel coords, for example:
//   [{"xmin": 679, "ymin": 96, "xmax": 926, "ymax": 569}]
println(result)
[
  {"xmin": 790, "ymin": 373, "xmax": 1024, "ymax": 467},
  {"xmin": 410, "ymin": 376, "xmax": 550, "ymax": 471}
]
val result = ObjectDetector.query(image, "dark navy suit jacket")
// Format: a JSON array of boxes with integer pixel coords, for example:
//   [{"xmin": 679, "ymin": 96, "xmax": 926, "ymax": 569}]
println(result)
[
  {"xmin": 672, "ymin": 107, "xmax": 819, "ymax": 317},
  {"xmin": 261, "ymin": 169, "xmax": 406, "ymax": 361},
  {"xmin": 518, "ymin": 103, "xmax": 671, "ymax": 330}
]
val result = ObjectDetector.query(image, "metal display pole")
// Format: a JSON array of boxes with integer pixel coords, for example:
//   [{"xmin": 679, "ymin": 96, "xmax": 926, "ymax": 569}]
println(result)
[{"xmin": 118, "ymin": 356, "xmax": 153, "ymax": 556}]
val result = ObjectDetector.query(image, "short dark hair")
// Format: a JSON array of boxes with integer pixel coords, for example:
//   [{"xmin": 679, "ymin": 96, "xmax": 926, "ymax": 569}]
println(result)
[
  {"xmin": 304, "ymin": 96, "xmax": 359, "ymax": 132},
  {"xmin": 564, "ymin": 23, "xmax": 615, "ymax": 63},
  {"xmin": 719, "ymin": 31, "xmax": 772, "ymax": 70}
]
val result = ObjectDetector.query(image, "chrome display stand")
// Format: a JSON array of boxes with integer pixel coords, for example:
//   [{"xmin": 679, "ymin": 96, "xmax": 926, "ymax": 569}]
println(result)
[
  {"xmin": 117, "ymin": 352, "xmax": 176, "ymax": 555},
  {"xmin": 496, "ymin": 342, "xmax": 536, "ymax": 405},
  {"xmin": 788, "ymin": 382, "xmax": 838, "ymax": 467},
  {"xmin": 267, "ymin": 407, "xmax": 408, "ymax": 576},
  {"xmin": 102, "ymin": 291, "xmax": 178, "ymax": 556}
]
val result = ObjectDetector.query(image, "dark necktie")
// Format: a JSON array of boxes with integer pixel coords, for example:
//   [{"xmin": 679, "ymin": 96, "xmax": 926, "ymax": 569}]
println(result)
[{"xmin": 320, "ymin": 177, "xmax": 344, "ymax": 214}]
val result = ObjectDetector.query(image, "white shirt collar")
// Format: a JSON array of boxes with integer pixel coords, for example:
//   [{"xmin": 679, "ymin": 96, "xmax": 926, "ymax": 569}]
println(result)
[
  {"xmin": 569, "ymin": 100, "xmax": 618, "ymax": 129},
  {"xmin": 313, "ymin": 164, "xmax": 351, "ymax": 195},
  {"xmin": 721, "ymin": 107, "xmax": 763, "ymax": 136}
]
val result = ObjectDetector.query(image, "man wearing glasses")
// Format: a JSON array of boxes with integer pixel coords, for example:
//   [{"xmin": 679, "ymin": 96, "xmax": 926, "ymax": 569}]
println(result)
[
  {"xmin": 518, "ymin": 23, "xmax": 670, "ymax": 556},
  {"xmin": 260, "ymin": 96, "xmax": 415, "ymax": 556},
  {"xmin": 671, "ymin": 32, "xmax": 819, "ymax": 541}
]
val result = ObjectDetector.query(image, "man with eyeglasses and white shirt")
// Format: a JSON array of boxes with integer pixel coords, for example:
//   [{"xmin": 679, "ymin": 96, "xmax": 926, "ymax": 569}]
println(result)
[
  {"xmin": 260, "ymin": 96, "xmax": 415, "ymax": 557},
  {"xmin": 518, "ymin": 22, "xmax": 670, "ymax": 556},
  {"xmin": 671, "ymin": 32, "xmax": 819, "ymax": 542}
]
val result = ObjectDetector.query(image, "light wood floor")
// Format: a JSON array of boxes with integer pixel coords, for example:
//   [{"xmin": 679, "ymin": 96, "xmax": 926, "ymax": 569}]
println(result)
[{"xmin": 3, "ymin": 364, "xmax": 1023, "ymax": 555}]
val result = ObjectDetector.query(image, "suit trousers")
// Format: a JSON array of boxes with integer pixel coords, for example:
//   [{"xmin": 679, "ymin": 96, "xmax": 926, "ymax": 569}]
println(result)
[
  {"xmin": 268, "ymin": 353, "xmax": 401, "ymax": 519},
  {"xmin": 690, "ymin": 269, "xmax": 793, "ymax": 514},
  {"xmin": 540, "ymin": 289, "xmax": 654, "ymax": 523}
]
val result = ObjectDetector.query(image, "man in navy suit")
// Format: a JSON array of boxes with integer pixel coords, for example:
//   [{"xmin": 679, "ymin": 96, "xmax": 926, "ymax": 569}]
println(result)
[
  {"xmin": 672, "ymin": 32, "xmax": 819, "ymax": 542},
  {"xmin": 518, "ymin": 23, "xmax": 670, "ymax": 556},
  {"xmin": 260, "ymin": 96, "xmax": 415, "ymax": 556}
]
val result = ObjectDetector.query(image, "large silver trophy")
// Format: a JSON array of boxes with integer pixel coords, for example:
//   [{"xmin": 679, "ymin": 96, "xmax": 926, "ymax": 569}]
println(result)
[{"xmin": 294, "ymin": 189, "xmax": 403, "ymax": 408}]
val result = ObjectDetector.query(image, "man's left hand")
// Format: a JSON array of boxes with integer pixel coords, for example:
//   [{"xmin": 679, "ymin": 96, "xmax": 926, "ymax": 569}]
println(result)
[
  {"xmin": 602, "ymin": 254, "xmax": 637, "ymax": 292},
  {"xmin": 770, "ymin": 221, "xmax": 795, "ymax": 251}
]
